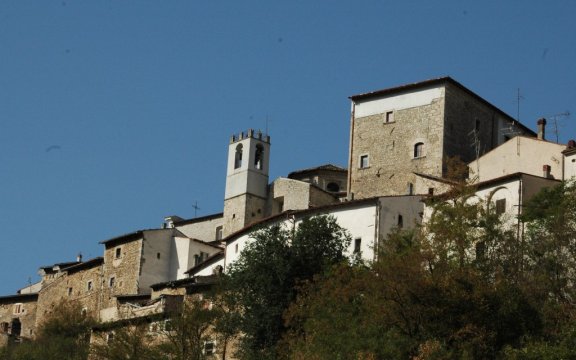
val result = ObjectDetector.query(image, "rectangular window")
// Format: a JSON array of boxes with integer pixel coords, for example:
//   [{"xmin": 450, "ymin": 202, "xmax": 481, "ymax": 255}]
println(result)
[
  {"xmin": 385, "ymin": 111, "xmax": 394, "ymax": 123},
  {"xmin": 67, "ymin": 287, "xmax": 73, "ymax": 296},
  {"xmin": 13, "ymin": 304, "xmax": 22, "ymax": 315},
  {"xmin": 115, "ymin": 247, "xmax": 122, "ymax": 259},
  {"xmin": 235, "ymin": 243, "xmax": 239, "ymax": 254},
  {"xmin": 215, "ymin": 226, "xmax": 223, "ymax": 241},
  {"xmin": 407, "ymin": 182, "xmax": 414, "ymax": 195},
  {"xmin": 397, "ymin": 214, "xmax": 404, "ymax": 228},
  {"xmin": 359, "ymin": 155, "xmax": 369, "ymax": 169},
  {"xmin": 495, "ymin": 199, "xmax": 506, "ymax": 215},
  {"xmin": 109, "ymin": 277, "xmax": 116, "ymax": 288},
  {"xmin": 353, "ymin": 238, "xmax": 361, "ymax": 254},
  {"xmin": 204, "ymin": 341, "xmax": 215, "ymax": 355},
  {"xmin": 87, "ymin": 281, "xmax": 93, "ymax": 292}
]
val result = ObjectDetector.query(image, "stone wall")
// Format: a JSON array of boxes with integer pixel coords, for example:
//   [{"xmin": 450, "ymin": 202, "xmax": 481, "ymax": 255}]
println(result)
[
  {"xmin": 0, "ymin": 295, "xmax": 38, "ymax": 341},
  {"xmin": 35, "ymin": 261, "xmax": 103, "ymax": 328},
  {"xmin": 101, "ymin": 239, "xmax": 143, "ymax": 309},
  {"xmin": 349, "ymin": 93, "xmax": 445, "ymax": 198}
]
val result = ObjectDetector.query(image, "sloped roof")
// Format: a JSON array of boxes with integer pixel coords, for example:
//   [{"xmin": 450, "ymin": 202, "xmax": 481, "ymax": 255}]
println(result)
[{"xmin": 288, "ymin": 164, "xmax": 347, "ymax": 178}]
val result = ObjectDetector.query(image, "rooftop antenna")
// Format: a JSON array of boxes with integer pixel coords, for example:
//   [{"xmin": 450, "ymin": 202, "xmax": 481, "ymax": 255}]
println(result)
[
  {"xmin": 468, "ymin": 127, "xmax": 481, "ymax": 179},
  {"xmin": 516, "ymin": 88, "xmax": 524, "ymax": 121},
  {"xmin": 192, "ymin": 201, "xmax": 200, "ymax": 218},
  {"xmin": 265, "ymin": 114, "xmax": 270, "ymax": 136},
  {"xmin": 543, "ymin": 111, "xmax": 570, "ymax": 143}
]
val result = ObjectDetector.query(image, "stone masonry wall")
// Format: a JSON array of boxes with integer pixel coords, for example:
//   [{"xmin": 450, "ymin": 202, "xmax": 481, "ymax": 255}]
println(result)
[
  {"xmin": 349, "ymin": 94, "xmax": 445, "ymax": 198},
  {"xmin": 35, "ymin": 263, "xmax": 103, "ymax": 328},
  {"xmin": 0, "ymin": 297, "xmax": 37, "ymax": 341},
  {"xmin": 223, "ymin": 194, "xmax": 267, "ymax": 237},
  {"xmin": 101, "ymin": 240, "xmax": 143, "ymax": 309}
]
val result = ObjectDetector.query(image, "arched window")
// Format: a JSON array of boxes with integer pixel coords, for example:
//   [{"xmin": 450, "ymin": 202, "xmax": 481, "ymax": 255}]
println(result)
[
  {"xmin": 326, "ymin": 182, "xmax": 340, "ymax": 192},
  {"xmin": 254, "ymin": 144, "xmax": 264, "ymax": 170},
  {"xmin": 234, "ymin": 144, "xmax": 243, "ymax": 169},
  {"xmin": 413, "ymin": 142, "xmax": 424, "ymax": 158}
]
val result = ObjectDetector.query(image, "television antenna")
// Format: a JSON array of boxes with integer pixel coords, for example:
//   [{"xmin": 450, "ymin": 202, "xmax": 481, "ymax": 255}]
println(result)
[
  {"xmin": 192, "ymin": 201, "xmax": 201, "ymax": 218},
  {"xmin": 542, "ymin": 111, "xmax": 570, "ymax": 143}
]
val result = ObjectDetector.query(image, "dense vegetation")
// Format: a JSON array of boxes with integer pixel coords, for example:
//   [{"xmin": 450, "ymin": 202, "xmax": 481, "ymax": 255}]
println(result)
[{"xmin": 3, "ymin": 180, "xmax": 576, "ymax": 359}]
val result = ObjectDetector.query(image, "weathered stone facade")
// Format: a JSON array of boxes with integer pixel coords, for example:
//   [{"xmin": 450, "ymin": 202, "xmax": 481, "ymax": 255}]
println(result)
[
  {"xmin": 0, "ymin": 294, "xmax": 38, "ymax": 344},
  {"xmin": 348, "ymin": 78, "xmax": 535, "ymax": 199},
  {"xmin": 35, "ymin": 258, "xmax": 103, "ymax": 328}
]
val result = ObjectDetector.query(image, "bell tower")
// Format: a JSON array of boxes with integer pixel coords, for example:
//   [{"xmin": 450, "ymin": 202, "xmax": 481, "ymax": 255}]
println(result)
[{"xmin": 223, "ymin": 129, "xmax": 270, "ymax": 236}]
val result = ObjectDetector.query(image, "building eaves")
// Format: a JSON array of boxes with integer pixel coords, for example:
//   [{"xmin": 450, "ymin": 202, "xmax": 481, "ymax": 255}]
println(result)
[
  {"xmin": 349, "ymin": 76, "xmax": 535, "ymax": 137},
  {"xmin": 184, "ymin": 252, "xmax": 224, "ymax": 275},
  {"xmin": 224, "ymin": 197, "xmax": 381, "ymax": 244},
  {"xmin": 150, "ymin": 275, "xmax": 219, "ymax": 291},
  {"xmin": 65, "ymin": 257, "xmax": 104, "ymax": 275},
  {"xmin": 0, "ymin": 293, "xmax": 38, "ymax": 304},
  {"xmin": 414, "ymin": 172, "xmax": 459, "ymax": 185},
  {"xmin": 39, "ymin": 261, "xmax": 81, "ymax": 273},
  {"xmin": 172, "ymin": 212, "xmax": 224, "ymax": 226},
  {"xmin": 99, "ymin": 228, "xmax": 171, "ymax": 247},
  {"xmin": 288, "ymin": 164, "xmax": 347, "ymax": 178}
]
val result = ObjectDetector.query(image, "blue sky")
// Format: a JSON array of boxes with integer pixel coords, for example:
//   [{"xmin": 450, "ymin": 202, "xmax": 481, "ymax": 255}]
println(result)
[{"xmin": 0, "ymin": 1, "xmax": 574, "ymax": 294}]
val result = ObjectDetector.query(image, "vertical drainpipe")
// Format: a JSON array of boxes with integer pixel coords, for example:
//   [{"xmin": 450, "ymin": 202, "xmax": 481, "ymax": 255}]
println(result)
[{"xmin": 347, "ymin": 101, "xmax": 356, "ymax": 200}]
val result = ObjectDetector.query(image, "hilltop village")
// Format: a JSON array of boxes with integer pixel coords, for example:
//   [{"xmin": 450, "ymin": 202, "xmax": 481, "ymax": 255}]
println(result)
[{"xmin": 1, "ymin": 77, "xmax": 574, "ymax": 357}]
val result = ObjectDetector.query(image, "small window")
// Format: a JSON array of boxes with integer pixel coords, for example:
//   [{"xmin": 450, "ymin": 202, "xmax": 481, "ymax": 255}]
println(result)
[
  {"xmin": 204, "ymin": 340, "xmax": 216, "ymax": 355},
  {"xmin": 215, "ymin": 226, "xmax": 223, "ymax": 240},
  {"xmin": 495, "ymin": 199, "xmax": 506, "ymax": 215},
  {"xmin": 397, "ymin": 214, "xmax": 404, "ymax": 228},
  {"xmin": 385, "ymin": 111, "xmax": 394, "ymax": 123},
  {"xmin": 413, "ymin": 142, "xmax": 424, "ymax": 158},
  {"xmin": 254, "ymin": 144, "xmax": 264, "ymax": 170},
  {"xmin": 428, "ymin": 188, "xmax": 434, "ymax": 196},
  {"xmin": 0, "ymin": 322, "xmax": 8, "ymax": 333},
  {"xmin": 115, "ymin": 247, "xmax": 122, "ymax": 259},
  {"xmin": 81, "ymin": 308, "xmax": 88, "ymax": 317},
  {"xmin": 326, "ymin": 182, "xmax": 340, "ymax": 192},
  {"xmin": 234, "ymin": 144, "xmax": 243, "ymax": 169},
  {"xmin": 87, "ymin": 281, "xmax": 93, "ymax": 292},
  {"xmin": 109, "ymin": 277, "xmax": 116, "ymax": 288},
  {"xmin": 235, "ymin": 243, "xmax": 239, "ymax": 254},
  {"xmin": 353, "ymin": 238, "xmax": 361, "ymax": 254},
  {"xmin": 359, "ymin": 155, "xmax": 369, "ymax": 169},
  {"xmin": 107, "ymin": 332, "xmax": 114, "ymax": 344},
  {"xmin": 13, "ymin": 304, "xmax": 23, "ymax": 315},
  {"xmin": 475, "ymin": 119, "xmax": 480, "ymax": 131},
  {"xmin": 157, "ymin": 252, "xmax": 161, "ymax": 260},
  {"xmin": 407, "ymin": 182, "xmax": 414, "ymax": 195},
  {"xmin": 67, "ymin": 287, "xmax": 73, "ymax": 296}
]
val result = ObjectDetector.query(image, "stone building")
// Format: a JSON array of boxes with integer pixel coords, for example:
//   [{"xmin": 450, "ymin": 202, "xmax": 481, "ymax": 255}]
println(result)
[
  {"xmin": 0, "ymin": 293, "xmax": 38, "ymax": 345},
  {"xmin": 347, "ymin": 77, "xmax": 535, "ymax": 199}
]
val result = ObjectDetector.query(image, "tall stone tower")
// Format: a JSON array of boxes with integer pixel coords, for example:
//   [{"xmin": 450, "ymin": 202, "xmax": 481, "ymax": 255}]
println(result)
[{"xmin": 223, "ymin": 129, "xmax": 270, "ymax": 236}]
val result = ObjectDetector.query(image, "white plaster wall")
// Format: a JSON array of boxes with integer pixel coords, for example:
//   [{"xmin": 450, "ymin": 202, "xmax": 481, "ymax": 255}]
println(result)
[
  {"xmin": 378, "ymin": 196, "xmax": 425, "ymax": 243},
  {"xmin": 354, "ymin": 86, "xmax": 444, "ymax": 118},
  {"xmin": 564, "ymin": 152, "xmax": 576, "ymax": 180},
  {"xmin": 193, "ymin": 258, "xmax": 225, "ymax": 277},
  {"xmin": 139, "ymin": 230, "xmax": 173, "ymax": 291},
  {"xmin": 469, "ymin": 137, "xmax": 565, "ymax": 182},
  {"xmin": 175, "ymin": 216, "xmax": 224, "ymax": 241},
  {"xmin": 169, "ymin": 237, "xmax": 222, "ymax": 280},
  {"xmin": 224, "ymin": 203, "xmax": 379, "ymax": 270}
]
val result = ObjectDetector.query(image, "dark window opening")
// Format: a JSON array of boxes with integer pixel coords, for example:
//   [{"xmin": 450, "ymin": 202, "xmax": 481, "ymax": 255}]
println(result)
[
  {"xmin": 204, "ymin": 341, "xmax": 215, "ymax": 355},
  {"xmin": 407, "ymin": 182, "xmax": 414, "ymax": 195},
  {"xmin": 234, "ymin": 144, "xmax": 243, "ymax": 169},
  {"xmin": 215, "ymin": 226, "xmax": 223, "ymax": 240},
  {"xmin": 397, "ymin": 214, "xmax": 404, "ymax": 228},
  {"xmin": 414, "ymin": 142, "xmax": 424, "ymax": 158},
  {"xmin": 254, "ymin": 144, "xmax": 264, "ymax": 170},
  {"xmin": 326, "ymin": 182, "xmax": 340, "ymax": 192},
  {"xmin": 354, "ymin": 238, "xmax": 361, "ymax": 254},
  {"xmin": 428, "ymin": 188, "xmax": 434, "ymax": 196},
  {"xmin": 157, "ymin": 252, "xmax": 161, "ymax": 260},
  {"xmin": 11, "ymin": 319, "xmax": 21, "ymax": 337},
  {"xmin": 495, "ymin": 198, "xmax": 506, "ymax": 215},
  {"xmin": 115, "ymin": 247, "xmax": 121, "ymax": 259}
]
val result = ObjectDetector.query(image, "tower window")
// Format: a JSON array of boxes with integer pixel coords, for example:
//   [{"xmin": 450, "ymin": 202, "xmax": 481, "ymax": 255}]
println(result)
[
  {"xmin": 413, "ymin": 142, "xmax": 424, "ymax": 158},
  {"xmin": 359, "ymin": 154, "xmax": 369, "ymax": 169},
  {"xmin": 115, "ymin": 247, "xmax": 122, "ymax": 259},
  {"xmin": 254, "ymin": 144, "xmax": 264, "ymax": 170},
  {"xmin": 385, "ymin": 111, "xmax": 394, "ymax": 123},
  {"xmin": 234, "ymin": 144, "xmax": 243, "ymax": 169},
  {"xmin": 397, "ymin": 214, "xmax": 404, "ymax": 228}
]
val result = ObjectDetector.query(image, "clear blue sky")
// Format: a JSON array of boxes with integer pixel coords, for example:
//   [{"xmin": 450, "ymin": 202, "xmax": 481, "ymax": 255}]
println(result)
[{"xmin": 1, "ymin": 1, "xmax": 574, "ymax": 294}]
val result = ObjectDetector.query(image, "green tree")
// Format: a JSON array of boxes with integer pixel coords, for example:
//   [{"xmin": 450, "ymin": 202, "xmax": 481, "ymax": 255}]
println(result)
[
  {"xmin": 90, "ymin": 322, "xmax": 163, "ymax": 360},
  {"xmin": 223, "ymin": 215, "xmax": 351, "ymax": 360}
]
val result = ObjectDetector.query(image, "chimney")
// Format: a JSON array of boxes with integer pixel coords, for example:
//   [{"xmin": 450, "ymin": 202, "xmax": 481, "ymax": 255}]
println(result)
[
  {"xmin": 537, "ymin": 118, "xmax": 547, "ymax": 140},
  {"xmin": 77, "ymin": 253, "xmax": 83, "ymax": 262},
  {"xmin": 543, "ymin": 164, "xmax": 551, "ymax": 178},
  {"xmin": 567, "ymin": 140, "xmax": 576, "ymax": 149}
]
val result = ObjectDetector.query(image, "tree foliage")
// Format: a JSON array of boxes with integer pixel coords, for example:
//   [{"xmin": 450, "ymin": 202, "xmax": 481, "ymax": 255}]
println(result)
[{"xmin": 222, "ymin": 215, "xmax": 351, "ymax": 359}]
